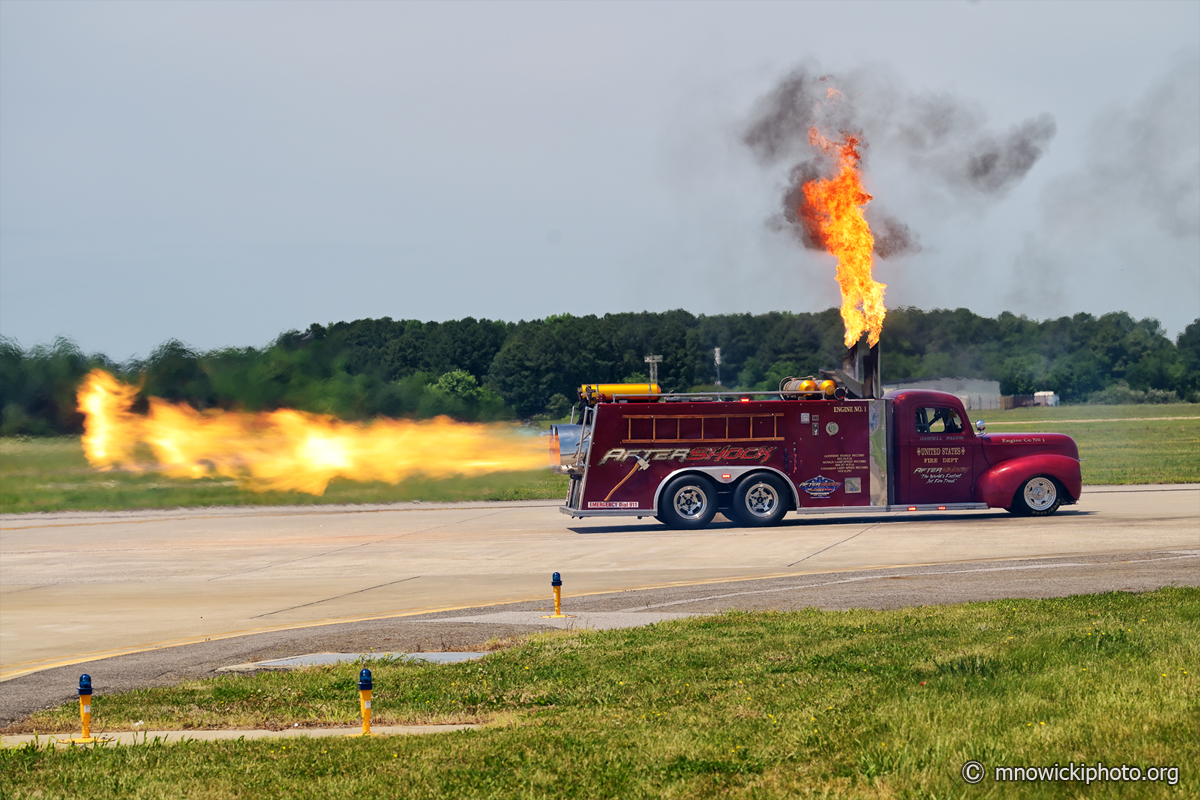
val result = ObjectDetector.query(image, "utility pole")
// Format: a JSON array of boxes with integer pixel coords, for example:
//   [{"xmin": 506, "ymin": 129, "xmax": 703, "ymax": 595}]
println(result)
[
  {"xmin": 714, "ymin": 347, "xmax": 722, "ymax": 385},
  {"xmin": 644, "ymin": 354, "xmax": 662, "ymax": 387}
]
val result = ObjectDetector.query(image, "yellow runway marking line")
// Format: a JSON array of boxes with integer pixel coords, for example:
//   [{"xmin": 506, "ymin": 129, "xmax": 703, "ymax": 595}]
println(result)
[
  {"xmin": 0, "ymin": 597, "xmax": 546, "ymax": 682},
  {"xmin": 2, "ymin": 549, "xmax": 1166, "ymax": 682}
]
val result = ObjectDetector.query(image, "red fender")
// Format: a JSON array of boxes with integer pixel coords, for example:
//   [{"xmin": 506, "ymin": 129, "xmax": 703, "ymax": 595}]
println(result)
[{"xmin": 975, "ymin": 455, "xmax": 1082, "ymax": 509}]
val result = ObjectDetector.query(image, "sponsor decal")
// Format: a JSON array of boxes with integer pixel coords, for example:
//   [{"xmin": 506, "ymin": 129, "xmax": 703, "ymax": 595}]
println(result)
[
  {"xmin": 798, "ymin": 474, "xmax": 842, "ymax": 498},
  {"xmin": 825, "ymin": 422, "xmax": 839, "ymax": 436},
  {"xmin": 588, "ymin": 501, "xmax": 639, "ymax": 508},
  {"xmin": 845, "ymin": 477, "xmax": 861, "ymax": 493}
]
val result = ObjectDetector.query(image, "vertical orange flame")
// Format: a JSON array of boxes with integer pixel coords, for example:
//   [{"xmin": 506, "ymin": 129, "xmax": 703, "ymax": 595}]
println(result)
[
  {"xmin": 802, "ymin": 129, "xmax": 887, "ymax": 347},
  {"xmin": 78, "ymin": 369, "xmax": 143, "ymax": 469},
  {"xmin": 76, "ymin": 369, "xmax": 550, "ymax": 495}
]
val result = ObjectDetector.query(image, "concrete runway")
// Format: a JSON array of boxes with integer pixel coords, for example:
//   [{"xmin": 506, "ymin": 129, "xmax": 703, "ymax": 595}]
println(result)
[
  {"xmin": 2, "ymin": 548, "xmax": 1197, "ymax": 729},
  {"xmin": 3, "ymin": 485, "xmax": 1197, "ymax": 683}
]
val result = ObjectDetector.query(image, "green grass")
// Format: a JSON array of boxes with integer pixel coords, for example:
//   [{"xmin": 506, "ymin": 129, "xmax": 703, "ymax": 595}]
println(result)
[
  {"xmin": 976, "ymin": 404, "xmax": 1200, "ymax": 485},
  {"xmin": 3, "ymin": 589, "xmax": 1197, "ymax": 798},
  {"xmin": 977, "ymin": 403, "xmax": 1200, "ymax": 422},
  {"xmin": 0, "ymin": 437, "xmax": 568, "ymax": 514}
]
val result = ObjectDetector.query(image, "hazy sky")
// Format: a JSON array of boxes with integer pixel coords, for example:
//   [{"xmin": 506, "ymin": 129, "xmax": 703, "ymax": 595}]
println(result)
[{"xmin": 2, "ymin": 0, "xmax": 1197, "ymax": 359}]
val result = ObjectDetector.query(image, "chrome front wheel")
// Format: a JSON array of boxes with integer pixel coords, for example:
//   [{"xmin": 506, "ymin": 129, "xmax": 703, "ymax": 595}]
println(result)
[{"xmin": 1011, "ymin": 475, "xmax": 1062, "ymax": 516}]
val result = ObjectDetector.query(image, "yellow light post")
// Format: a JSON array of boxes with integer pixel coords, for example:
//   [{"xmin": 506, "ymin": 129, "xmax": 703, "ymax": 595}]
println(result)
[
  {"xmin": 68, "ymin": 674, "xmax": 105, "ymax": 744},
  {"xmin": 347, "ymin": 668, "xmax": 373, "ymax": 736},
  {"xmin": 542, "ymin": 572, "xmax": 569, "ymax": 618}
]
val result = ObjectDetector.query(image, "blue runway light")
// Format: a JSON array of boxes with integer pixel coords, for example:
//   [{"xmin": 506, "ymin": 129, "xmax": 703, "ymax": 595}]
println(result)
[
  {"xmin": 551, "ymin": 572, "xmax": 562, "ymax": 587},
  {"xmin": 78, "ymin": 674, "xmax": 92, "ymax": 696},
  {"xmin": 358, "ymin": 668, "xmax": 372, "ymax": 691}
]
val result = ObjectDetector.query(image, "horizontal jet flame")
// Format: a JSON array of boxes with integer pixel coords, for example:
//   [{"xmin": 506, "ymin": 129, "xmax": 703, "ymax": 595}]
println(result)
[{"xmin": 77, "ymin": 369, "xmax": 548, "ymax": 495}]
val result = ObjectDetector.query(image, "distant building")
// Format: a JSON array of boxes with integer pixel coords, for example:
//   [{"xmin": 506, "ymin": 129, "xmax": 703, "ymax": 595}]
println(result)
[
  {"xmin": 1033, "ymin": 391, "xmax": 1060, "ymax": 407},
  {"xmin": 883, "ymin": 378, "xmax": 1002, "ymax": 411}
]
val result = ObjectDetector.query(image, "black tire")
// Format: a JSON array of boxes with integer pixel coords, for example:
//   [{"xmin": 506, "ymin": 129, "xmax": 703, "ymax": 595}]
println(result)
[
  {"xmin": 1009, "ymin": 475, "xmax": 1063, "ymax": 516},
  {"xmin": 657, "ymin": 474, "xmax": 719, "ymax": 529},
  {"xmin": 727, "ymin": 473, "xmax": 790, "ymax": 527}
]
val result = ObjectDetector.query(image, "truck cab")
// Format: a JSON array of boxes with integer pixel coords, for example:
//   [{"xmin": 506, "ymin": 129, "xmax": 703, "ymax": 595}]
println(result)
[
  {"xmin": 893, "ymin": 391, "xmax": 978, "ymax": 505},
  {"xmin": 888, "ymin": 390, "xmax": 1080, "ymax": 513}
]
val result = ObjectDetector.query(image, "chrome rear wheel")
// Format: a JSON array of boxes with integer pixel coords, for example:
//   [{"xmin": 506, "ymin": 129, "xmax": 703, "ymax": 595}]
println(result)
[
  {"xmin": 727, "ymin": 473, "xmax": 789, "ymax": 527},
  {"xmin": 658, "ymin": 475, "xmax": 718, "ymax": 529}
]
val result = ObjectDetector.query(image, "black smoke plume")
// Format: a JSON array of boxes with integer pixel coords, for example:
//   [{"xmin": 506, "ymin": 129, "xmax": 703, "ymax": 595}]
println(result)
[
  {"xmin": 745, "ymin": 64, "xmax": 1056, "ymax": 258},
  {"xmin": 867, "ymin": 212, "xmax": 919, "ymax": 259}
]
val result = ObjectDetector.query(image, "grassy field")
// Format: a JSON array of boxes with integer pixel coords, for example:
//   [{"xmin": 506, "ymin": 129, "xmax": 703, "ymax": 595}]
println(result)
[
  {"xmin": 1, "ymin": 404, "xmax": 1196, "ymax": 513},
  {"xmin": 0, "ymin": 437, "xmax": 569, "ymax": 514},
  {"xmin": 976, "ymin": 404, "xmax": 1200, "ymax": 423},
  {"xmin": 3, "ymin": 588, "xmax": 1196, "ymax": 798},
  {"xmin": 976, "ymin": 404, "xmax": 1200, "ymax": 485}
]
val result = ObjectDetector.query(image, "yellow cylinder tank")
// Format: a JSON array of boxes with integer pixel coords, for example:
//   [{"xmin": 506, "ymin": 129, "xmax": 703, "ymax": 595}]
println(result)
[
  {"xmin": 578, "ymin": 383, "xmax": 662, "ymax": 403},
  {"xmin": 780, "ymin": 377, "xmax": 823, "ymax": 397}
]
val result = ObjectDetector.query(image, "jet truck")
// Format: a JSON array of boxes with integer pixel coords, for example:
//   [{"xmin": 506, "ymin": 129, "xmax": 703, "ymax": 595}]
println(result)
[{"xmin": 555, "ymin": 341, "xmax": 1081, "ymax": 528}]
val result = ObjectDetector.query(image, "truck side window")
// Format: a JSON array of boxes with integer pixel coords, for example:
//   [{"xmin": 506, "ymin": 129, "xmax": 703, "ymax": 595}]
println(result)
[{"xmin": 915, "ymin": 407, "xmax": 963, "ymax": 434}]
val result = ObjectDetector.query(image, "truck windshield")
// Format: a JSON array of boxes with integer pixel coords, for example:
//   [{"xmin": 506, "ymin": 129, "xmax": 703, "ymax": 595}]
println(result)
[{"xmin": 915, "ymin": 407, "xmax": 963, "ymax": 434}]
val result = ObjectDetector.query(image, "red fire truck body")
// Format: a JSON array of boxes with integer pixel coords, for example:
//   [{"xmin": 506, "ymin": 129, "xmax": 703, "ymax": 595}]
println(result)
[{"xmin": 558, "ymin": 389, "xmax": 1081, "ymax": 528}]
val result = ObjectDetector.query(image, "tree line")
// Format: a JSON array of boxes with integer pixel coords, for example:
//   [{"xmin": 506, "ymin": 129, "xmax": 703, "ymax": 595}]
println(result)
[{"xmin": 2, "ymin": 308, "xmax": 1197, "ymax": 435}]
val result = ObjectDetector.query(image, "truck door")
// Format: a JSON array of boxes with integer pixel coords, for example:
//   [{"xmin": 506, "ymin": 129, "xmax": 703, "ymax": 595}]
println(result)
[{"xmin": 897, "ymin": 401, "xmax": 977, "ymax": 505}]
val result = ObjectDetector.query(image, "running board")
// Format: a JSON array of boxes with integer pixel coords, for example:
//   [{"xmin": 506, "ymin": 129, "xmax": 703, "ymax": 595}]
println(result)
[
  {"xmin": 790, "ymin": 502, "xmax": 989, "ymax": 516},
  {"xmin": 560, "ymin": 506, "xmax": 653, "ymax": 518},
  {"xmin": 560, "ymin": 502, "xmax": 990, "ymax": 519}
]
